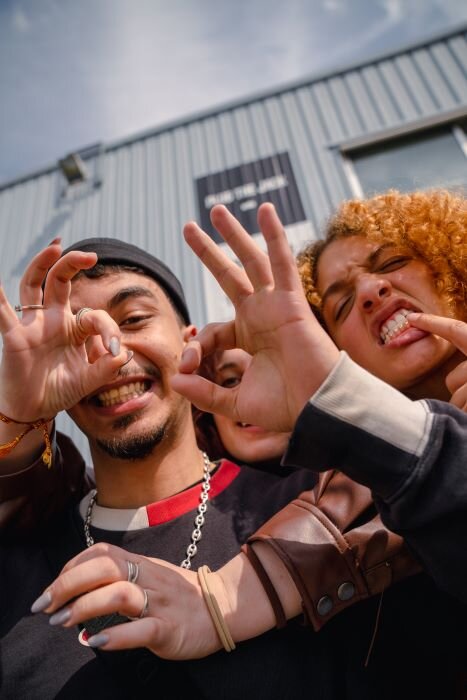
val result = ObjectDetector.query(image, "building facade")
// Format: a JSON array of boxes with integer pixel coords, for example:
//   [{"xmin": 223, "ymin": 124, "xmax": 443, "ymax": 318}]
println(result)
[{"xmin": 1, "ymin": 25, "xmax": 466, "ymax": 454}]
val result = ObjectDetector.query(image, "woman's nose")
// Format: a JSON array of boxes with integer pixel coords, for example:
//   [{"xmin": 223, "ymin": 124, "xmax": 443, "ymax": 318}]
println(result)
[{"xmin": 356, "ymin": 275, "xmax": 391, "ymax": 312}]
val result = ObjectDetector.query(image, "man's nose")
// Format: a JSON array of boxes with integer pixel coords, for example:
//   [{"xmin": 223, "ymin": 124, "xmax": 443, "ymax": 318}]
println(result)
[
  {"xmin": 85, "ymin": 334, "xmax": 109, "ymax": 363},
  {"xmin": 356, "ymin": 275, "xmax": 391, "ymax": 312}
]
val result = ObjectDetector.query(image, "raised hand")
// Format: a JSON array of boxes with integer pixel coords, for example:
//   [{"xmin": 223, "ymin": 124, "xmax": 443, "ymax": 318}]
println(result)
[
  {"xmin": 0, "ymin": 241, "xmax": 129, "ymax": 422},
  {"xmin": 408, "ymin": 313, "xmax": 467, "ymax": 411},
  {"xmin": 171, "ymin": 203, "xmax": 339, "ymax": 432}
]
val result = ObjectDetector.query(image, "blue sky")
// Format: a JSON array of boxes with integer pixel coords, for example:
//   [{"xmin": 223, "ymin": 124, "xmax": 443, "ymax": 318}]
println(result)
[{"xmin": 1, "ymin": 0, "xmax": 466, "ymax": 185}]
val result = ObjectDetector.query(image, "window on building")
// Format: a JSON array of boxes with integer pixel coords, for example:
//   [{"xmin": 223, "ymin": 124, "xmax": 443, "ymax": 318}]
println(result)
[{"xmin": 343, "ymin": 121, "xmax": 467, "ymax": 197}]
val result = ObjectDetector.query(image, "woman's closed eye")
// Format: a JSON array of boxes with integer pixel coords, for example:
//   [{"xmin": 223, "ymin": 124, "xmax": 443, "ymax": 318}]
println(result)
[
  {"xmin": 335, "ymin": 294, "xmax": 353, "ymax": 322},
  {"xmin": 377, "ymin": 255, "xmax": 412, "ymax": 273}
]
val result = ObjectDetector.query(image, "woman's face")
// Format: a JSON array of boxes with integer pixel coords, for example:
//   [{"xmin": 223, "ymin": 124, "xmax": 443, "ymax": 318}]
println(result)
[
  {"xmin": 212, "ymin": 349, "xmax": 290, "ymax": 463},
  {"xmin": 315, "ymin": 236, "xmax": 459, "ymax": 395}
]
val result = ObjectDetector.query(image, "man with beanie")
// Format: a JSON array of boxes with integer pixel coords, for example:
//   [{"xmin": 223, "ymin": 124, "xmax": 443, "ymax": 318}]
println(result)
[{"xmin": 0, "ymin": 236, "xmax": 321, "ymax": 699}]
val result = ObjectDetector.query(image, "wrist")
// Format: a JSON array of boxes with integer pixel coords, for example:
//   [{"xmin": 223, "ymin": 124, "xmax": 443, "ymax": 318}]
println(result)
[{"xmin": 215, "ymin": 552, "xmax": 276, "ymax": 643}]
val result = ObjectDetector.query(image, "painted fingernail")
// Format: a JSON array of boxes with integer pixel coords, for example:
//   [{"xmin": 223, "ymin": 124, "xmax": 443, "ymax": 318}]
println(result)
[
  {"xmin": 87, "ymin": 633, "xmax": 110, "ymax": 648},
  {"xmin": 31, "ymin": 590, "xmax": 52, "ymax": 613},
  {"xmin": 109, "ymin": 336, "xmax": 120, "ymax": 357},
  {"xmin": 49, "ymin": 608, "xmax": 72, "ymax": 626},
  {"xmin": 49, "ymin": 237, "xmax": 62, "ymax": 245}
]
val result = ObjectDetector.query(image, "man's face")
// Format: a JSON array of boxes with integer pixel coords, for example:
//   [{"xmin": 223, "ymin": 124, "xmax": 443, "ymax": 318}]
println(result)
[
  {"xmin": 67, "ymin": 271, "xmax": 194, "ymax": 458},
  {"xmin": 316, "ymin": 236, "xmax": 458, "ymax": 393},
  {"xmin": 211, "ymin": 349, "xmax": 290, "ymax": 463}
]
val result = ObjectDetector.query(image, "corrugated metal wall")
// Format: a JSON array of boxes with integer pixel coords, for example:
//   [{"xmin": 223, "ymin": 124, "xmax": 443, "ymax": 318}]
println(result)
[{"xmin": 1, "ymin": 27, "xmax": 466, "ymax": 457}]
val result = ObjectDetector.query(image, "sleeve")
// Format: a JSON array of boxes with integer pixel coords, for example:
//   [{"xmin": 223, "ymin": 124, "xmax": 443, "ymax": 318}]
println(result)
[
  {"xmin": 0, "ymin": 428, "xmax": 92, "ymax": 539},
  {"xmin": 247, "ymin": 469, "xmax": 420, "ymax": 630},
  {"xmin": 283, "ymin": 351, "xmax": 467, "ymax": 602}
]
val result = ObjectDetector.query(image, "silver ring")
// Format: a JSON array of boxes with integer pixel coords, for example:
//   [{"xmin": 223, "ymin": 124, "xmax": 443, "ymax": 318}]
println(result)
[
  {"xmin": 138, "ymin": 588, "xmax": 149, "ymax": 619},
  {"xmin": 14, "ymin": 304, "xmax": 44, "ymax": 313},
  {"xmin": 126, "ymin": 560, "xmax": 139, "ymax": 584},
  {"xmin": 75, "ymin": 307, "xmax": 93, "ymax": 331},
  {"xmin": 129, "ymin": 587, "xmax": 149, "ymax": 620}
]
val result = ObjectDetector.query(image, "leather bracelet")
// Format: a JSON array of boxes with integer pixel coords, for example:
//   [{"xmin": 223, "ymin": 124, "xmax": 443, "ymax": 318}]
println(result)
[
  {"xmin": 198, "ymin": 565, "xmax": 236, "ymax": 652},
  {"xmin": 0, "ymin": 412, "xmax": 53, "ymax": 468},
  {"xmin": 241, "ymin": 543, "xmax": 287, "ymax": 629}
]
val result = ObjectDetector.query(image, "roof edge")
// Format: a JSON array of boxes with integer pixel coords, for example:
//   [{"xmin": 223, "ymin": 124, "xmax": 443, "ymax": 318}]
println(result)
[{"xmin": 1, "ymin": 21, "xmax": 466, "ymax": 192}]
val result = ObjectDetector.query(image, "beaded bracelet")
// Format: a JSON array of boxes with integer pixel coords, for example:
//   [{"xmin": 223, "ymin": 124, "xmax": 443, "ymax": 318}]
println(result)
[
  {"xmin": 198, "ymin": 565, "xmax": 236, "ymax": 652},
  {"xmin": 0, "ymin": 412, "xmax": 53, "ymax": 468}
]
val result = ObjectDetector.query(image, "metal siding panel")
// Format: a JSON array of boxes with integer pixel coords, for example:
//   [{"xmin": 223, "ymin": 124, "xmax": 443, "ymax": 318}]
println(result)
[
  {"xmin": 430, "ymin": 43, "xmax": 467, "ymax": 103},
  {"xmin": 328, "ymin": 76, "xmax": 365, "ymax": 137},
  {"xmin": 360, "ymin": 65, "xmax": 402, "ymax": 125},
  {"xmin": 278, "ymin": 91, "xmax": 326, "ymax": 228},
  {"xmin": 296, "ymin": 87, "xmax": 348, "ymax": 214},
  {"xmin": 311, "ymin": 82, "xmax": 346, "ymax": 143},
  {"xmin": 378, "ymin": 59, "xmax": 420, "ymax": 120},
  {"xmin": 412, "ymin": 47, "xmax": 457, "ymax": 110},
  {"xmin": 448, "ymin": 36, "xmax": 467, "ymax": 75},
  {"xmin": 344, "ymin": 71, "xmax": 381, "ymax": 132}
]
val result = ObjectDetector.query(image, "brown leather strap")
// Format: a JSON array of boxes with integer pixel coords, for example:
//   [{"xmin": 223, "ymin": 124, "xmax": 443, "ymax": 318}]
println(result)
[{"xmin": 241, "ymin": 543, "xmax": 287, "ymax": 629}]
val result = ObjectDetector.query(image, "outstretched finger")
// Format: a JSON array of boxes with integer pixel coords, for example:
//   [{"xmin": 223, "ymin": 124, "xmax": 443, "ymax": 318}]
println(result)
[
  {"xmin": 83, "ymin": 616, "xmax": 169, "ymax": 654},
  {"xmin": 257, "ymin": 203, "xmax": 303, "ymax": 293},
  {"xmin": 171, "ymin": 371, "xmax": 240, "ymax": 418},
  {"xmin": 210, "ymin": 205, "xmax": 272, "ymax": 291},
  {"xmin": 183, "ymin": 221, "xmax": 253, "ymax": 307},
  {"xmin": 43, "ymin": 250, "xmax": 98, "ymax": 307},
  {"xmin": 19, "ymin": 241, "xmax": 62, "ymax": 306},
  {"xmin": 408, "ymin": 313, "xmax": 467, "ymax": 354}
]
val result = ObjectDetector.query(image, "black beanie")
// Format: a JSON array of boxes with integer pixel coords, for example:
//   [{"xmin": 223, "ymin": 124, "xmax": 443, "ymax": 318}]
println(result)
[{"xmin": 61, "ymin": 237, "xmax": 190, "ymax": 324}]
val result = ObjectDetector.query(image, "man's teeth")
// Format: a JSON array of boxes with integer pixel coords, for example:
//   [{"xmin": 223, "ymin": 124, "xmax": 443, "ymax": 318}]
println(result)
[
  {"xmin": 97, "ymin": 381, "xmax": 147, "ymax": 407},
  {"xmin": 380, "ymin": 308, "xmax": 412, "ymax": 344}
]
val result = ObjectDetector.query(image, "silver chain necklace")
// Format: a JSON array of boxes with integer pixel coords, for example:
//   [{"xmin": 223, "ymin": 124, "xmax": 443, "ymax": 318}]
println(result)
[{"xmin": 83, "ymin": 451, "xmax": 212, "ymax": 570}]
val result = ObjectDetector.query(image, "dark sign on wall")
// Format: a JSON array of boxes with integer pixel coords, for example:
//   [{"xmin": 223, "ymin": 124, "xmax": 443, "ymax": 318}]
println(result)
[{"xmin": 195, "ymin": 152, "xmax": 305, "ymax": 243}]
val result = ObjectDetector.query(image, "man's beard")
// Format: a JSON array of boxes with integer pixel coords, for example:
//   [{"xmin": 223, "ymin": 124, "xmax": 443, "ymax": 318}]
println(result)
[{"xmin": 96, "ymin": 414, "xmax": 167, "ymax": 460}]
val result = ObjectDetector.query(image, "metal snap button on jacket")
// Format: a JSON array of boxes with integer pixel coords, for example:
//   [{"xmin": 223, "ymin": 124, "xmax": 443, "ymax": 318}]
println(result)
[
  {"xmin": 317, "ymin": 595, "xmax": 333, "ymax": 616},
  {"xmin": 337, "ymin": 582, "xmax": 355, "ymax": 601}
]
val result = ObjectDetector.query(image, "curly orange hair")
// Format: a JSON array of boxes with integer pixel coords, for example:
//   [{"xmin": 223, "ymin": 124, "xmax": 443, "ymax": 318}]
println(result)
[{"xmin": 298, "ymin": 189, "xmax": 467, "ymax": 320}]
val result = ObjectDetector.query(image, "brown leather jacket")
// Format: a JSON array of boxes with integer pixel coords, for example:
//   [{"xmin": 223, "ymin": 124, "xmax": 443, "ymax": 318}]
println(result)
[
  {"xmin": 247, "ymin": 469, "xmax": 420, "ymax": 630},
  {"xmin": 0, "ymin": 432, "xmax": 420, "ymax": 630}
]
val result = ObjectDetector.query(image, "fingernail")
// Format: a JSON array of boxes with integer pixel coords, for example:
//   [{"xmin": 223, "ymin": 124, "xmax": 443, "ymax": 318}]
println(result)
[
  {"xmin": 31, "ymin": 590, "xmax": 52, "ymax": 613},
  {"xmin": 87, "ymin": 633, "xmax": 110, "ymax": 648},
  {"xmin": 49, "ymin": 608, "xmax": 72, "ymax": 626},
  {"xmin": 49, "ymin": 237, "xmax": 61, "ymax": 245},
  {"xmin": 407, "ymin": 312, "xmax": 420, "ymax": 320},
  {"xmin": 109, "ymin": 337, "xmax": 120, "ymax": 357}
]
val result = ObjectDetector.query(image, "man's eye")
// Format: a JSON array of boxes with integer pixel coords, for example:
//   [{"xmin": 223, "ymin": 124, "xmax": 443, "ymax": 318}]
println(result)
[
  {"xmin": 220, "ymin": 376, "xmax": 241, "ymax": 388},
  {"xmin": 120, "ymin": 315, "xmax": 149, "ymax": 327},
  {"xmin": 378, "ymin": 256, "xmax": 411, "ymax": 272}
]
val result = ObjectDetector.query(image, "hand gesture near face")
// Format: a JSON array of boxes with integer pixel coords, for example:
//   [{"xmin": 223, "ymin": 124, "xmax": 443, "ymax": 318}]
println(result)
[
  {"xmin": 172, "ymin": 204, "xmax": 339, "ymax": 433},
  {"xmin": 408, "ymin": 313, "xmax": 467, "ymax": 411},
  {"xmin": 0, "ymin": 241, "xmax": 129, "ymax": 422}
]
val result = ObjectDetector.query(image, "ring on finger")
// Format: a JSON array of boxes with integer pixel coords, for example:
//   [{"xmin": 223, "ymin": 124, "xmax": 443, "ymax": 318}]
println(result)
[
  {"xmin": 75, "ymin": 307, "xmax": 93, "ymax": 332},
  {"xmin": 128, "ymin": 587, "xmax": 149, "ymax": 620},
  {"xmin": 126, "ymin": 560, "xmax": 139, "ymax": 584}
]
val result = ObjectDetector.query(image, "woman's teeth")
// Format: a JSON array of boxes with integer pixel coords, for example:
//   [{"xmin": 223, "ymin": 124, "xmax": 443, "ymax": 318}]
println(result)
[
  {"xmin": 97, "ymin": 381, "xmax": 148, "ymax": 407},
  {"xmin": 380, "ymin": 308, "xmax": 412, "ymax": 344}
]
